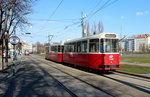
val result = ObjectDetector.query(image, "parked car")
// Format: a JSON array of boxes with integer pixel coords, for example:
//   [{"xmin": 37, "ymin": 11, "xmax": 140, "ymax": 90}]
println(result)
[
  {"xmin": 25, "ymin": 51, "xmax": 30, "ymax": 55},
  {"xmin": 3, "ymin": 50, "xmax": 11, "ymax": 58}
]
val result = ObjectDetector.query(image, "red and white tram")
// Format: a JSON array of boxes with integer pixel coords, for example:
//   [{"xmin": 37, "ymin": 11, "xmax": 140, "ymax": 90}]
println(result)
[
  {"xmin": 45, "ymin": 33, "xmax": 120, "ymax": 71},
  {"xmin": 45, "ymin": 42, "xmax": 64, "ymax": 63}
]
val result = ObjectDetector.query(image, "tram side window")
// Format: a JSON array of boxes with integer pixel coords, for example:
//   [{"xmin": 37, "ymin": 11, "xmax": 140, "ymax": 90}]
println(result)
[
  {"xmin": 51, "ymin": 46, "xmax": 57, "ymax": 52},
  {"xmin": 100, "ymin": 39, "xmax": 104, "ymax": 53},
  {"xmin": 45, "ymin": 46, "xmax": 49, "ymax": 53},
  {"xmin": 89, "ymin": 39, "xmax": 99, "ymax": 53},
  {"xmin": 69, "ymin": 43, "xmax": 73, "ymax": 52},
  {"xmin": 70, "ymin": 43, "xmax": 74, "ymax": 52},
  {"xmin": 77, "ymin": 41, "xmax": 81, "ymax": 52},
  {"xmin": 58, "ymin": 46, "xmax": 63, "ymax": 52},
  {"xmin": 64, "ymin": 45, "xmax": 67, "ymax": 52},
  {"xmin": 64, "ymin": 44, "xmax": 69, "ymax": 52},
  {"xmin": 81, "ymin": 40, "xmax": 87, "ymax": 53},
  {"xmin": 58, "ymin": 46, "xmax": 60, "ymax": 52},
  {"xmin": 73, "ymin": 42, "xmax": 77, "ymax": 52}
]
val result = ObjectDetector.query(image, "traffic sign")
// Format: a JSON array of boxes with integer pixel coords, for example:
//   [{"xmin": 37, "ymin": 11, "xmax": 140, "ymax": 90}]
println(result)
[{"xmin": 9, "ymin": 35, "xmax": 20, "ymax": 45}]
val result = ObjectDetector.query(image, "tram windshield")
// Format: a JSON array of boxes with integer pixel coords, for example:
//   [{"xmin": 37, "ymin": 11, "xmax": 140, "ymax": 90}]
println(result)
[{"xmin": 103, "ymin": 39, "xmax": 118, "ymax": 53}]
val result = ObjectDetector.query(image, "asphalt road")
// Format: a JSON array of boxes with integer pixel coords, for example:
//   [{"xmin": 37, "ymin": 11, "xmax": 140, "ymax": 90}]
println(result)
[{"xmin": 1, "ymin": 55, "xmax": 150, "ymax": 97}]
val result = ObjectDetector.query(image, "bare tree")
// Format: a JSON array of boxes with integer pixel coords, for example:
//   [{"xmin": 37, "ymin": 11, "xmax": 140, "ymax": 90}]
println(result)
[
  {"xmin": 93, "ymin": 21, "xmax": 96, "ymax": 34},
  {"xmin": 98, "ymin": 21, "xmax": 104, "ymax": 33},
  {"xmin": 86, "ymin": 23, "xmax": 90, "ymax": 36},
  {"xmin": 36, "ymin": 42, "xmax": 45, "ymax": 54},
  {"xmin": 0, "ymin": 0, "xmax": 36, "ymax": 69}
]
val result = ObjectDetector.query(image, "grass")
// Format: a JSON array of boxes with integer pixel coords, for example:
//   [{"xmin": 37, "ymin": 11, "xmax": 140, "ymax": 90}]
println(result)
[
  {"xmin": 37, "ymin": 54, "xmax": 45, "ymax": 56},
  {"xmin": 118, "ymin": 64, "xmax": 150, "ymax": 74},
  {"xmin": 120, "ymin": 57, "xmax": 150, "ymax": 63}
]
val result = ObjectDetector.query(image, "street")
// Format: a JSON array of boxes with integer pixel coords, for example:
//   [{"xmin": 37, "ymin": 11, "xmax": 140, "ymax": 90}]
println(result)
[{"xmin": 0, "ymin": 55, "xmax": 150, "ymax": 97}]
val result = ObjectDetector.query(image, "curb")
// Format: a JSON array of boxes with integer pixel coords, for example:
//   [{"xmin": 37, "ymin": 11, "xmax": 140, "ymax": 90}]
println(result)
[{"xmin": 116, "ymin": 71, "xmax": 150, "ymax": 79}]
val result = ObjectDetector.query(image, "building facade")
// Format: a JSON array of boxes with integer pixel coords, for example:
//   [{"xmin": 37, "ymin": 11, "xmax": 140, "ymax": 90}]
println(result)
[
  {"xmin": 21, "ymin": 40, "xmax": 33, "ymax": 54},
  {"xmin": 120, "ymin": 38, "xmax": 135, "ymax": 52},
  {"xmin": 134, "ymin": 34, "xmax": 150, "ymax": 52},
  {"xmin": 120, "ymin": 34, "xmax": 150, "ymax": 52}
]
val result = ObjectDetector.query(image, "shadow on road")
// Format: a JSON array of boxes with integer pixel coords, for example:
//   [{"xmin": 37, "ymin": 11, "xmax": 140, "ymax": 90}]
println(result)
[{"xmin": 3, "ymin": 60, "xmax": 56, "ymax": 97}]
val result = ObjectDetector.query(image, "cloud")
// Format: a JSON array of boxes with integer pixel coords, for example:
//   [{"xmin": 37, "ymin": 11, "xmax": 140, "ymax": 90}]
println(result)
[
  {"xmin": 136, "ymin": 12, "xmax": 144, "ymax": 16},
  {"xmin": 136, "ymin": 11, "xmax": 149, "ymax": 16},
  {"xmin": 121, "ymin": 16, "xmax": 125, "ymax": 19}
]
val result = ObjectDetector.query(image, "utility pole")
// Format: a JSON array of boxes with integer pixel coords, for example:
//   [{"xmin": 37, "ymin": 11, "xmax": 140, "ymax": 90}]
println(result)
[
  {"xmin": 81, "ymin": 12, "xmax": 86, "ymax": 37},
  {"xmin": 48, "ymin": 33, "xmax": 53, "ymax": 52}
]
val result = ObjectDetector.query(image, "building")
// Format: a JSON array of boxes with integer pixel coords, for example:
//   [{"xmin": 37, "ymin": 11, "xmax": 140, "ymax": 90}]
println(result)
[
  {"xmin": 120, "ymin": 34, "xmax": 150, "ymax": 52},
  {"xmin": 134, "ymin": 34, "xmax": 150, "ymax": 52},
  {"xmin": 120, "ymin": 38, "xmax": 135, "ymax": 52},
  {"xmin": 21, "ymin": 40, "xmax": 33, "ymax": 54}
]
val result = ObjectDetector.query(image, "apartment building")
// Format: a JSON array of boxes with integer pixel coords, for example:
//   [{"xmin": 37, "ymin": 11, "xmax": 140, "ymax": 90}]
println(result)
[{"xmin": 120, "ymin": 34, "xmax": 150, "ymax": 52}]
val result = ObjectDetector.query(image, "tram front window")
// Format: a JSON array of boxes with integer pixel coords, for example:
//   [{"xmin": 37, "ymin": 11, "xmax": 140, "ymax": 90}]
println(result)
[{"xmin": 104, "ymin": 39, "xmax": 118, "ymax": 53}]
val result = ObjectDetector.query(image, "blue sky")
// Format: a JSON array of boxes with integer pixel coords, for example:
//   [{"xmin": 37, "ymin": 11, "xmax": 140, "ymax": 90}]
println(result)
[{"xmin": 19, "ymin": 0, "xmax": 150, "ymax": 44}]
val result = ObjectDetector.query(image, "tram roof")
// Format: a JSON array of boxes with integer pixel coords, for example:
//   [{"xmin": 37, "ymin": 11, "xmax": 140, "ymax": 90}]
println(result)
[
  {"xmin": 64, "ymin": 33, "xmax": 118, "ymax": 43},
  {"xmin": 50, "ymin": 41, "xmax": 65, "ymax": 46}
]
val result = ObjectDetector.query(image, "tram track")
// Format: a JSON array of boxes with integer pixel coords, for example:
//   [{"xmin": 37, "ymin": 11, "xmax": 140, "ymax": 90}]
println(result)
[
  {"xmin": 31, "ymin": 56, "xmax": 115, "ymax": 97},
  {"xmin": 30, "ymin": 57, "xmax": 78, "ymax": 97},
  {"xmin": 100, "ymin": 74, "xmax": 150, "ymax": 94},
  {"xmin": 31, "ymin": 55, "xmax": 150, "ymax": 97}
]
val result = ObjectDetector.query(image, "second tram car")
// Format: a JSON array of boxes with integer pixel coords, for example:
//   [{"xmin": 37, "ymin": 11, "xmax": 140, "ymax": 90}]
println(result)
[
  {"xmin": 45, "ymin": 42, "xmax": 64, "ymax": 63},
  {"xmin": 45, "ymin": 33, "xmax": 120, "ymax": 71}
]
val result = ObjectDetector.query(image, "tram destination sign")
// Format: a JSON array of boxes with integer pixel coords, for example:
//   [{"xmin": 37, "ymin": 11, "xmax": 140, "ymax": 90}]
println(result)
[
  {"xmin": 9, "ymin": 35, "xmax": 20, "ymax": 45},
  {"xmin": 105, "ymin": 34, "xmax": 116, "ymax": 38}
]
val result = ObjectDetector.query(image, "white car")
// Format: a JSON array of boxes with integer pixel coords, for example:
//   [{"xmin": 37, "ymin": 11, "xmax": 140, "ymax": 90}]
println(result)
[{"xmin": 3, "ymin": 50, "xmax": 11, "ymax": 58}]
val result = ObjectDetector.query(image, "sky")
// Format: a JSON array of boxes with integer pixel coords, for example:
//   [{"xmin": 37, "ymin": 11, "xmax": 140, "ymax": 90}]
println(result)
[{"xmin": 19, "ymin": 0, "xmax": 150, "ymax": 44}]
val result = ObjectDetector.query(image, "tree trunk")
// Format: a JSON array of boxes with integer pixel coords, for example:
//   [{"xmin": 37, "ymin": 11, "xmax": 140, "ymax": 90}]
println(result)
[
  {"xmin": 5, "ymin": 35, "xmax": 8, "ymax": 67},
  {"xmin": 1, "ymin": 39, "xmax": 4, "ymax": 70}
]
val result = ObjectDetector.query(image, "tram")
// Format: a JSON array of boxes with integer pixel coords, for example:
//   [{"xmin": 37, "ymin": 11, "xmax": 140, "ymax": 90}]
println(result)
[
  {"xmin": 45, "ymin": 42, "xmax": 64, "ymax": 63},
  {"xmin": 45, "ymin": 33, "xmax": 120, "ymax": 71}
]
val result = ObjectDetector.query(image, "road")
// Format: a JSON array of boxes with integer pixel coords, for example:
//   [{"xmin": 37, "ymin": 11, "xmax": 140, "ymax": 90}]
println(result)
[{"xmin": 1, "ymin": 55, "xmax": 150, "ymax": 97}]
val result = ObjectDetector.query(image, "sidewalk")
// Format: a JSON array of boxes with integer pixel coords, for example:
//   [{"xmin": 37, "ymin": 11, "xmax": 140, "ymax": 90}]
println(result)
[
  {"xmin": 0, "ymin": 57, "xmax": 13, "ymax": 71},
  {"xmin": 0, "ymin": 55, "xmax": 23, "ymax": 97},
  {"xmin": 0, "ymin": 62, "xmax": 13, "ymax": 97},
  {"xmin": 120, "ymin": 61, "xmax": 150, "ymax": 67},
  {"xmin": 0, "ymin": 71, "xmax": 12, "ymax": 97},
  {"xmin": 0, "ymin": 55, "xmax": 57, "ymax": 97}
]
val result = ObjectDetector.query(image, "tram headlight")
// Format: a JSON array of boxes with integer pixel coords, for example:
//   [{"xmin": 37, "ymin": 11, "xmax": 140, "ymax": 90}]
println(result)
[{"xmin": 110, "ymin": 61, "xmax": 113, "ymax": 63}]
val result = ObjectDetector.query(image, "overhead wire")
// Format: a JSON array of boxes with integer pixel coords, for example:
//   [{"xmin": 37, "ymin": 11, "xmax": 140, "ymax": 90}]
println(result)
[
  {"xmin": 86, "ymin": 0, "xmax": 119, "ymax": 20},
  {"xmin": 48, "ymin": 0, "xmax": 64, "ymax": 20},
  {"xmin": 87, "ymin": 0, "xmax": 104, "ymax": 17},
  {"xmin": 53, "ymin": 21, "xmax": 81, "ymax": 36},
  {"xmin": 35, "ymin": 0, "xmax": 84, "ymax": 35},
  {"xmin": 32, "ymin": 0, "xmax": 119, "ymax": 40},
  {"xmin": 29, "ymin": 18, "xmax": 79, "ymax": 22},
  {"xmin": 55, "ymin": 23, "xmax": 81, "ymax": 37},
  {"xmin": 37, "ymin": 0, "xmax": 64, "ymax": 33}
]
